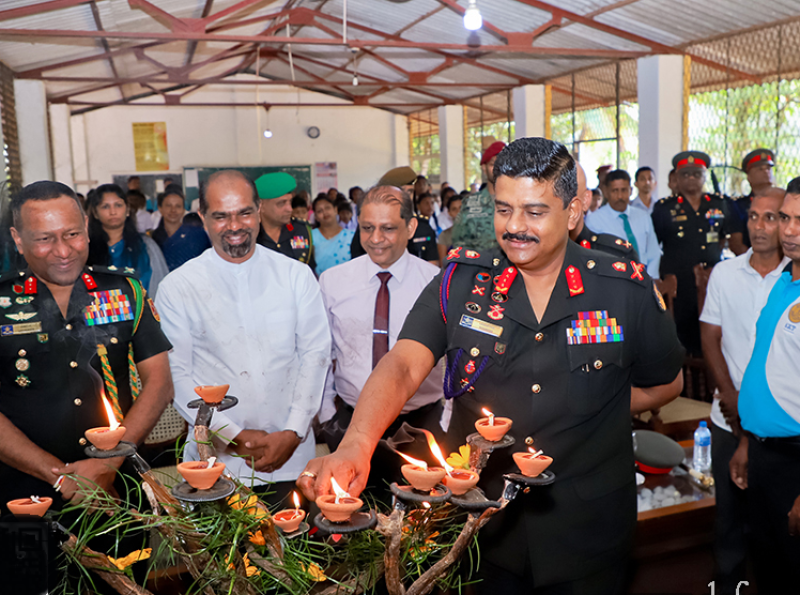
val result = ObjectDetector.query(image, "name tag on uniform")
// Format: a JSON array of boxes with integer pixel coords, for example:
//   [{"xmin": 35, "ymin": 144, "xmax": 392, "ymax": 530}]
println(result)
[
  {"xmin": 459, "ymin": 314, "xmax": 503, "ymax": 338},
  {"xmin": 672, "ymin": 215, "xmax": 688, "ymax": 222},
  {"xmin": 1, "ymin": 322, "xmax": 42, "ymax": 337},
  {"xmin": 706, "ymin": 231, "xmax": 719, "ymax": 243},
  {"xmin": 84, "ymin": 289, "xmax": 134, "ymax": 326}
]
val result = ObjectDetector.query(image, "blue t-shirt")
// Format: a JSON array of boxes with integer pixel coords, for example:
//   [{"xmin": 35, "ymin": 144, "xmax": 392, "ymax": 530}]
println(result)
[
  {"xmin": 739, "ymin": 269, "xmax": 800, "ymax": 438},
  {"xmin": 312, "ymin": 228, "xmax": 354, "ymax": 276}
]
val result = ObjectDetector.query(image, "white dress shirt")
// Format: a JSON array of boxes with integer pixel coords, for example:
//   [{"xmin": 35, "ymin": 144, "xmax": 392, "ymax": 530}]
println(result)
[
  {"xmin": 155, "ymin": 245, "xmax": 331, "ymax": 484},
  {"xmin": 699, "ymin": 249, "xmax": 790, "ymax": 431},
  {"xmin": 630, "ymin": 195, "xmax": 656, "ymax": 215},
  {"xmin": 318, "ymin": 251, "xmax": 444, "ymax": 421},
  {"xmin": 585, "ymin": 203, "xmax": 661, "ymax": 278}
]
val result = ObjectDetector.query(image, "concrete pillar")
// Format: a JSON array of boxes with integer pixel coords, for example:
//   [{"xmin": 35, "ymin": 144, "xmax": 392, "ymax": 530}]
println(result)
[
  {"xmin": 637, "ymin": 55, "xmax": 684, "ymax": 197},
  {"xmin": 438, "ymin": 105, "xmax": 463, "ymax": 188},
  {"xmin": 512, "ymin": 84, "xmax": 547, "ymax": 140},
  {"xmin": 69, "ymin": 114, "xmax": 93, "ymax": 195},
  {"xmin": 14, "ymin": 79, "xmax": 52, "ymax": 185},
  {"xmin": 49, "ymin": 103, "xmax": 74, "ymax": 188},
  {"xmin": 393, "ymin": 114, "xmax": 409, "ymax": 168}
]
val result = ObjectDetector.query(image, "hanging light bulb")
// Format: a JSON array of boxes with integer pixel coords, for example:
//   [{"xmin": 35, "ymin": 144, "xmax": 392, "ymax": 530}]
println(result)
[
  {"xmin": 352, "ymin": 74, "xmax": 359, "ymax": 86},
  {"xmin": 350, "ymin": 47, "xmax": 359, "ymax": 87},
  {"xmin": 463, "ymin": 0, "xmax": 482, "ymax": 31},
  {"xmin": 263, "ymin": 129, "xmax": 273, "ymax": 138}
]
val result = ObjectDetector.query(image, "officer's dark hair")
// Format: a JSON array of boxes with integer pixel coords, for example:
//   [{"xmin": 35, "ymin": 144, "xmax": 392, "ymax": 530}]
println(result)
[
  {"xmin": 291, "ymin": 195, "xmax": 308, "ymax": 210},
  {"xmin": 606, "ymin": 169, "xmax": 631, "ymax": 185},
  {"xmin": 199, "ymin": 170, "xmax": 258, "ymax": 215},
  {"xmin": 635, "ymin": 166, "xmax": 654, "ymax": 181},
  {"xmin": 493, "ymin": 137, "xmax": 577, "ymax": 208},
  {"xmin": 11, "ymin": 181, "xmax": 83, "ymax": 229},
  {"xmin": 362, "ymin": 185, "xmax": 414, "ymax": 223},
  {"xmin": 87, "ymin": 183, "xmax": 146, "ymax": 269},
  {"xmin": 157, "ymin": 184, "xmax": 184, "ymax": 208},
  {"xmin": 786, "ymin": 177, "xmax": 800, "ymax": 196}
]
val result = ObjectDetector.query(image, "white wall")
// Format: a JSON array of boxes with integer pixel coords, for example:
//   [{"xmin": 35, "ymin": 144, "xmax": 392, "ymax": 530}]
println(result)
[
  {"xmin": 70, "ymin": 80, "xmax": 405, "ymax": 195},
  {"xmin": 15, "ymin": 79, "xmax": 52, "ymax": 185}
]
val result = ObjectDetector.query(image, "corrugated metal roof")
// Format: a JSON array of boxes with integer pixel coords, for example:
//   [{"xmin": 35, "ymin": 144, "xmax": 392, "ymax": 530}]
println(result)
[{"xmin": 0, "ymin": 0, "xmax": 795, "ymax": 114}]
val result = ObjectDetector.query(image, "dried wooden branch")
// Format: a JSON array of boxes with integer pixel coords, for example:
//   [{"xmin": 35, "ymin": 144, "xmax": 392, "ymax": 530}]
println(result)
[
  {"xmin": 61, "ymin": 534, "xmax": 154, "ymax": 595},
  {"xmin": 194, "ymin": 425, "xmax": 215, "ymax": 462},
  {"xmin": 406, "ymin": 507, "xmax": 499, "ymax": 595},
  {"xmin": 315, "ymin": 561, "xmax": 386, "ymax": 595},
  {"xmin": 377, "ymin": 509, "xmax": 406, "ymax": 595},
  {"xmin": 245, "ymin": 548, "xmax": 293, "ymax": 585}
]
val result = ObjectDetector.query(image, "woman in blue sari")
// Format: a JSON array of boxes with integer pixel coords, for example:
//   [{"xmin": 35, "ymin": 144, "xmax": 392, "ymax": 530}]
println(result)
[{"xmin": 87, "ymin": 184, "xmax": 168, "ymax": 296}]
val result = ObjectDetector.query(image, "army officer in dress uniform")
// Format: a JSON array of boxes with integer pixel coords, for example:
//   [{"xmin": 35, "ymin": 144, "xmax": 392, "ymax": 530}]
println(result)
[
  {"xmin": 255, "ymin": 172, "xmax": 316, "ymax": 269},
  {"xmin": 732, "ymin": 148, "xmax": 776, "ymax": 248},
  {"xmin": 652, "ymin": 151, "xmax": 741, "ymax": 356},
  {"xmin": 0, "ymin": 181, "xmax": 173, "ymax": 513},
  {"xmin": 299, "ymin": 138, "xmax": 685, "ymax": 594}
]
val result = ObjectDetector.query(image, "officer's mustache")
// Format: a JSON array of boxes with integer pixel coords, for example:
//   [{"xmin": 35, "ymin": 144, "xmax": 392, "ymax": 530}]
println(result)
[{"xmin": 502, "ymin": 232, "xmax": 539, "ymax": 243}]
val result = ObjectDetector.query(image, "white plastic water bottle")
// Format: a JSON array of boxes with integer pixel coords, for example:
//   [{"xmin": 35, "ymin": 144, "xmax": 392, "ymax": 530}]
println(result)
[{"xmin": 693, "ymin": 421, "xmax": 712, "ymax": 474}]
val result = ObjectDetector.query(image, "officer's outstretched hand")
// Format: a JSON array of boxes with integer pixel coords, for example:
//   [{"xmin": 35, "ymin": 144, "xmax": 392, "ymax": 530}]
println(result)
[
  {"xmin": 52, "ymin": 458, "xmax": 121, "ymax": 505},
  {"xmin": 246, "ymin": 430, "xmax": 302, "ymax": 474},
  {"xmin": 297, "ymin": 443, "xmax": 371, "ymax": 501}
]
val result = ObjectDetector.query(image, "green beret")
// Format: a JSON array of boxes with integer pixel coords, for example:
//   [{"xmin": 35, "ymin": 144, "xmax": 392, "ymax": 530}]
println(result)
[
  {"xmin": 378, "ymin": 166, "xmax": 417, "ymax": 187},
  {"xmin": 255, "ymin": 172, "xmax": 296, "ymax": 200}
]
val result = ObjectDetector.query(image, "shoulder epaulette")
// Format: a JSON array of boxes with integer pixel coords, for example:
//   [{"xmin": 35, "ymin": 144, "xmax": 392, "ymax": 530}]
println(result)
[
  {"xmin": 587, "ymin": 253, "xmax": 648, "ymax": 286},
  {"xmin": 443, "ymin": 246, "xmax": 497, "ymax": 268},
  {"xmin": 0, "ymin": 270, "xmax": 26, "ymax": 285},
  {"xmin": 87, "ymin": 265, "xmax": 137, "ymax": 278},
  {"xmin": 594, "ymin": 233, "xmax": 636, "ymax": 254}
]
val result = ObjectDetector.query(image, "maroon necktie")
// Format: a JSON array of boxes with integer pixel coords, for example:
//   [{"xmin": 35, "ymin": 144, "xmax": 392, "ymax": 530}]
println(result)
[{"xmin": 372, "ymin": 272, "xmax": 392, "ymax": 368}]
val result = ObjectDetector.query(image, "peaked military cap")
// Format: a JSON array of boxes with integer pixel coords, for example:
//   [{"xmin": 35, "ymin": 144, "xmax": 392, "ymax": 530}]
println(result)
[
  {"xmin": 378, "ymin": 166, "xmax": 417, "ymax": 187},
  {"xmin": 672, "ymin": 151, "xmax": 711, "ymax": 170},
  {"xmin": 742, "ymin": 148, "xmax": 775, "ymax": 172},
  {"xmin": 255, "ymin": 172, "xmax": 296, "ymax": 200}
]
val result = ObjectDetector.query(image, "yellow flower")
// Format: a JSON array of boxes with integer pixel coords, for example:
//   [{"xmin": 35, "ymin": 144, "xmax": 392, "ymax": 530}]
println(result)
[
  {"xmin": 108, "ymin": 548, "xmax": 152, "ymax": 570},
  {"xmin": 248, "ymin": 530, "xmax": 266, "ymax": 546},
  {"xmin": 227, "ymin": 493, "xmax": 268, "ymax": 519},
  {"xmin": 301, "ymin": 562, "xmax": 327, "ymax": 582},
  {"xmin": 446, "ymin": 444, "xmax": 471, "ymax": 470}
]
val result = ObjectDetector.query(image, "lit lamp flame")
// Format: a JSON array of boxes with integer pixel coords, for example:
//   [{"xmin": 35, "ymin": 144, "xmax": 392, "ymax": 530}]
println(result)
[
  {"xmin": 481, "ymin": 407, "xmax": 495, "ymax": 426},
  {"xmin": 398, "ymin": 451, "xmax": 428, "ymax": 471},
  {"xmin": 529, "ymin": 448, "xmax": 543, "ymax": 457},
  {"xmin": 422, "ymin": 429, "xmax": 454, "ymax": 475},
  {"xmin": 329, "ymin": 477, "xmax": 350, "ymax": 505},
  {"xmin": 292, "ymin": 491, "xmax": 301, "ymax": 513},
  {"xmin": 101, "ymin": 392, "xmax": 120, "ymax": 431}
]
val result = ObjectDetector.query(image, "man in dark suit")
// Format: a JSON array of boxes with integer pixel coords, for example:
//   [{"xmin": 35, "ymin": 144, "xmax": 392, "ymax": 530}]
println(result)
[{"xmin": 299, "ymin": 138, "xmax": 684, "ymax": 594}]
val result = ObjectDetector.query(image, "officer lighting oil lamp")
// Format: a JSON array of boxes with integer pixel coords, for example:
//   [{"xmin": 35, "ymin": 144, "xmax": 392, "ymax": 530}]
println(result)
[
  {"xmin": 84, "ymin": 392, "xmax": 126, "ymax": 451},
  {"xmin": 475, "ymin": 407, "xmax": 512, "ymax": 442}
]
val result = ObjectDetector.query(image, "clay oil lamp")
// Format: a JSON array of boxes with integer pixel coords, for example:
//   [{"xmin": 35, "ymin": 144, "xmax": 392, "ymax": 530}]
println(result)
[
  {"xmin": 177, "ymin": 456, "xmax": 226, "ymax": 490},
  {"xmin": 7, "ymin": 495, "xmax": 52, "ymax": 517},
  {"xmin": 398, "ymin": 452, "xmax": 446, "ymax": 492},
  {"xmin": 513, "ymin": 448, "xmax": 553, "ymax": 478},
  {"xmin": 475, "ymin": 407, "xmax": 512, "ymax": 442},
  {"xmin": 85, "ymin": 392, "xmax": 126, "ymax": 451},
  {"xmin": 273, "ymin": 491, "xmax": 306, "ymax": 533},
  {"xmin": 316, "ymin": 477, "xmax": 363, "ymax": 523},
  {"xmin": 424, "ymin": 431, "xmax": 480, "ymax": 496},
  {"xmin": 194, "ymin": 384, "xmax": 230, "ymax": 405}
]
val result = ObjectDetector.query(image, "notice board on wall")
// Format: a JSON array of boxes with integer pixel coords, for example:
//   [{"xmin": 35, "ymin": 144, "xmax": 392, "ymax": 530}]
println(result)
[
  {"xmin": 182, "ymin": 165, "xmax": 312, "ymax": 206},
  {"xmin": 132, "ymin": 122, "xmax": 169, "ymax": 171}
]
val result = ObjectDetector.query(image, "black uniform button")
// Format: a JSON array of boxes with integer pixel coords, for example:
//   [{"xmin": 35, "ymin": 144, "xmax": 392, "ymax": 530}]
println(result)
[
  {"xmin": 79, "ymin": 437, "xmax": 87, "ymax": 446},
  {"xmin": 69, "ymin": 361, "xmax": 78, "ymax": 368},
  {"xmin": 701, "ymin": 246, "xmax": 706, "ymax": 250},
  {"xmin": 531, "ymin": 384, "xmax": 541, "ymax": 394},
  {"xmin": 535, "ymin": 333, "xmax": 544, "ymax": 342},
  {"xmin": 74, "ymin": 398, "xmax": 82, "ymax": 406}
]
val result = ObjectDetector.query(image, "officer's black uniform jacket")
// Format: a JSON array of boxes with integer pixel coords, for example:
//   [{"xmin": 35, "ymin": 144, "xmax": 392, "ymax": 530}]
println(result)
[
  {"xmin": 575, "ymin": 223, "xmax": 640, "ymax": 261},
  {"xmin": 0, "ymin": 266, "xmax": 171, "ymax": 510},
  {"xmin": 257, "ymin": 217, "xmax": 316, "ymax": 270},
  {"xmin": 398, "ymin": 241, "xmax": 684, "ymax": 586}
]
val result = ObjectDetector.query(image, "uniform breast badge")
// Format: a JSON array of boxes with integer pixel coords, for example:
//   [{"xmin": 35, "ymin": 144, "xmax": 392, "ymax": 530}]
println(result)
[
  {"xmin": 788, "ymin": 303, "xmax": 800, "ymax": 324},
  {"xmin": 487, "ymin": 305, "xmax": 505, "ymax": 321},
  {"xmin": 6, "ymin": 311, "xmax": 37, "ymax": 322},
  {"xmin": 567, "ymin": 311, "xmax": 624, "ymax": 345},
  {"xmin": 630, "ymin": 261, "xmax": 645, "ymax": 281},
  {"xmin": 612, "ymin": 262, "xmax": 627, "ymax": 272},
  {"xmin": 15, "ymin": 374, "xmax": 30, "ymax": 388},
  {"xmin": 85, "ymin": 289, "xmax": 135, "ymax": 326},
  {"xmin": 0, "ymin": 297, "xmax": 11, "ymax": 309}
]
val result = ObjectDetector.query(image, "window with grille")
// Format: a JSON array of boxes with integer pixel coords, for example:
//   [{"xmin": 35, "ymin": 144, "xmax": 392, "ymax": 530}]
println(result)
[{"xmin": 0, "ymin": 61, "xmax": 21, "ymax": 195}]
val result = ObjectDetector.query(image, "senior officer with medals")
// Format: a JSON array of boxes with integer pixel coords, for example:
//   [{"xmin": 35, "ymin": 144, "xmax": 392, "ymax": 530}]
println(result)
[
  {"xmin": 652, "ymin": 151, "xmax": 741, "ymax": 356},
  {"xmin": 733, "ymin": 149, "xmax": 776, "ymax": 248},
  {"xmin": 0, "ymin": 181, "xmax": 173, "ymax": 513},
  {"xmin": 255, "ymin": 171, "xmax": 315, "ymax": 269},
  {"xmin": 299, "ymin": 138, "xmax": 685, "ymax": 594}
]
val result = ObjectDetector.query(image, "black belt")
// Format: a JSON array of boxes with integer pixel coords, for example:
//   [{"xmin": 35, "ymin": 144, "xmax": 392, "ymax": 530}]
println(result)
[{"xmin": 749, "ymin": 432, "xmax": 800, "ymax": 446}]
